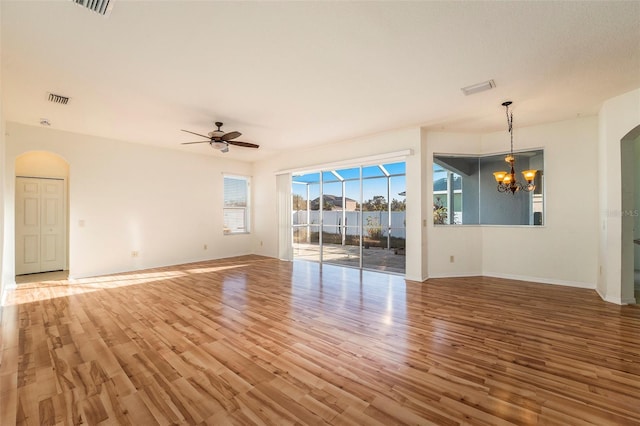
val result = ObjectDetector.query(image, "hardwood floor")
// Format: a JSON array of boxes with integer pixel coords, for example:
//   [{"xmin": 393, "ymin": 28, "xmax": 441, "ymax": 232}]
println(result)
[{"xmin": 1, "ymin": 255, "xmax": 640, "ymax": 425}]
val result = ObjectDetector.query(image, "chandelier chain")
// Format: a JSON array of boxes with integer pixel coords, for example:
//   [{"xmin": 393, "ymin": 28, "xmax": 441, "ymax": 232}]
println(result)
[{"xmin": 505, "ymin": 103, "xmax": 514, "ymax": 154}]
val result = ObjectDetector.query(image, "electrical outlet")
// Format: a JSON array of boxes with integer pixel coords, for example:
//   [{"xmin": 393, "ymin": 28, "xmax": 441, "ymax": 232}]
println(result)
[
  {"xmin": 260, "ymin": 241, "xmax": 263, "ymax": 247},
  {"xmin": 131, "ymin": 251, "xmax": 139, "ymax": 258},
  {"xmin": 450, "ymin": 255, "xmax": 455, "ymax": 263},
  {"xmin": 203, "ymin": 244, "xmax": 208, "ymax": 250}
]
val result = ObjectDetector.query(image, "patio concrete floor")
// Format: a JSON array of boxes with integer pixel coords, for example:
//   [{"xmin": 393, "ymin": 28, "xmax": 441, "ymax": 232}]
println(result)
[{"xmin": 293, "ymin": 243, "xmax": 405, "ymax": 274}]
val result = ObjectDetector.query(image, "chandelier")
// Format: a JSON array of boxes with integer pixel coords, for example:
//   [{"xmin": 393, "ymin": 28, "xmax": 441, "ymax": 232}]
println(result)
[{"xmin": 493, "ymin": 101, "xmax": 537, "ymax": 194}]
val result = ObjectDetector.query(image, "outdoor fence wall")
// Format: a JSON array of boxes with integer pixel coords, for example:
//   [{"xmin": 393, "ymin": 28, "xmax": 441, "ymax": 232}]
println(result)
[{"xmin": 292, "ymin": 211, "xmax": 406, "ymax": 239}]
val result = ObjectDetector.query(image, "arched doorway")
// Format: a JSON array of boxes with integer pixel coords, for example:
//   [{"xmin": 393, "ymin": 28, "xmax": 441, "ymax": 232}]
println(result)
[
  {"xmin": 620, "ymin": 125, "xmax": 640, "ymax": 304},
  {"xmin": 15, "ymin": 151, "xmax": 69, "ymax": 278}
]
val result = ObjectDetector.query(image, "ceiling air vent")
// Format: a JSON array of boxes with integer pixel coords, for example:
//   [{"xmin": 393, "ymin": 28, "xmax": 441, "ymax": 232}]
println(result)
[
  {"xmin": 72, "ymin": 0, "xmax": 114, "ymax": 16},
  {"xmin": 461, "ymin": 79, "xmax": 496, "ymax": 96},
  {"xmin": 48, "ymin": 93, "xmax": 70, "ymax": 105}
]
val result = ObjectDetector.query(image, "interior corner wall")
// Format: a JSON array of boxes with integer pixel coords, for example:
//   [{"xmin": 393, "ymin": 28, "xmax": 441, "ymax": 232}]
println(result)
[
  {"xmin": 634, "ymin": 135, "xmax": 640, "ymax": 271},
  {"xmin": 419, "ymin": 132, "xmax": 429, "ymax": 279},
  {"xmin": 423, "ymin": 130, "xmax": 483, "ymax": 278},
  {"xmin": 599, "ymin": 88, "xmax": 640, "ymax": 304},
  {"xmin": 0, "ymin": 120, "xmax": 5, "ymax": 305},
  {"xmin": 0, "ymin": 0, "xmax": 6, "ymax": 353},
  {"xmin": 4, "ymin": 122, "xmax": 253, "ymax": 279},
  {"xmin": 480, "ymin": 116, "xmax": 599, "ymax": 287},
  {"xmin": 0, "ymin": 7, "xmax": 7, "ymax": 304},
  {"xmin": 251, "ymin": 127, "xmax": 426, "ymax": 281}
]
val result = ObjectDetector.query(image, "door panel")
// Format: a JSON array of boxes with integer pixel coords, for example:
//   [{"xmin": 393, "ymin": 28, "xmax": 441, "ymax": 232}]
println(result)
[
  {"xmin": 321, "ymin": 170, "xmax": 361, "ymax": 269},
  {"xmin": 16, "ymin": 177, "xmax": 65, "ymax": 275},
  {"xmin": 23, "ymin": 235, "xmax": 39, "ymax": 265},
  {"xmin": 16, "ymin": 179, "xmax": 42, "ymax": 274},
  {"xmin": 23, "ymin": 182, "xmax": 38, "ymax": 194},
  {"xmin": 42, "ymin": 235, "xmax": 58, "ymax": 262},
  {"xmin": 24, "ymin": 198, "xmax": 39, "ymax": 225},
  {"xmin": 292, "ymin": 173, "xmax": 321, "ymax": 263},
  {"xmin": 40, "ymin": 179, "xmax": 65, "ymax": 272},
  {"xmin": 44, "ymin": 197, "xmax": 58, "ymax": 225}
]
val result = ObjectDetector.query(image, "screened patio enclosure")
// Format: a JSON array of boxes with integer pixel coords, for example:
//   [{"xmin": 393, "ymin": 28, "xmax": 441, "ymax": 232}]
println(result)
[{"xmin": 292, "ymin": 162, "xmax": 406, "ymax": 274}]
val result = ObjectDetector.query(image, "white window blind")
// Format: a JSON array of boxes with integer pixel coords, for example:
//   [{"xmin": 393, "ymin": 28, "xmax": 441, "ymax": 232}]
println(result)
[{"xmin": 224, "ymin": 176, "xmax": 250, "ymax": 233}]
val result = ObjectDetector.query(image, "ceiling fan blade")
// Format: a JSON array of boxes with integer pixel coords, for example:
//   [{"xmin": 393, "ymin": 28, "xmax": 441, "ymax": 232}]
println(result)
[
  {"xmin": 181, "ymin": 141, "xmax": 211, "ymax": 145},
  {"xmin": 227, "ymin": 140, "xmax": 260, "ymax": 148},
  {"xmin": 181, "ymin": 129, "xmax": 211, "ymax": 139},
  {"xmin": 221, "ymin": 131, "xmax": 242, "ymax": 141}
]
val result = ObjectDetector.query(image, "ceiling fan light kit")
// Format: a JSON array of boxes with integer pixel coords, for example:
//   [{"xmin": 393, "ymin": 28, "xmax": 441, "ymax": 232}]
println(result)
[
  {"xmin": 211, "ymin": 141, "xmax": 228, "ymax": 152},
  {"xmin": 180, "ymin": 122, "xmax": 259, "ymax": 153}
]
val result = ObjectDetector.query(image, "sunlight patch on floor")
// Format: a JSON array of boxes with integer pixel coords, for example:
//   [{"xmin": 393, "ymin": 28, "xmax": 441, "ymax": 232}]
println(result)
[
  {"xmin": 186, "ymin": 264, "xmax": 248, "ymax": 274},
  {"xmin": 4, "ymin": 264, "xmax": 250, "ymax": 307}
]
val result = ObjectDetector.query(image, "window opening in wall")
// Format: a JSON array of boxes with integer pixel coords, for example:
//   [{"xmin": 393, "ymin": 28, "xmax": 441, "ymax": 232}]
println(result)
[
  {"xmin": 433, "ymin": 150, "xmax": 544, "ymax": 226},
  {"xmin": 223, "ymin": 175, "xmax": 250, "ymax": 234}
]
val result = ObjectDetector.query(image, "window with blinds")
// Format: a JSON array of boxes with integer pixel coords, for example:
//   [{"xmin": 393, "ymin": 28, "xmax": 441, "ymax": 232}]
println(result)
[{"xmin": 223, "ymin": 175, "xmax": 250, "ymax": 234}]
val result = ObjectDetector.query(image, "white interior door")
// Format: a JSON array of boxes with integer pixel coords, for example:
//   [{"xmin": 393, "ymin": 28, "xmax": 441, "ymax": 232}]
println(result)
[{"xmin": 16, "ymin": 177, "xmax": 66, "ymax": 275}]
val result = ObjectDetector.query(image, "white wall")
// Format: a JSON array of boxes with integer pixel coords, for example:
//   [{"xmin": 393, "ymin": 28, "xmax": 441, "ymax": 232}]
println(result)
[
  {"xmin": 0, "ymin": 0, "xmax": 6, "ymax": 305},
  {"xmin": 0, "ymin": 0, "xmax": 9, "ymax": 352},
  {"xmin": 481, "ymin": 117, "xmax": 599, "ymax": 287},
  {"xmin": 423, "ymin": 131, "xmax": 483, "ymax": 277},
  {"xmin": 254, "ymin": 118, "xmax": 600, "ymax": 289},
  {"xmin": 424, "ymin": 117, "xmax": 599, "ymax": 288},
  {"xmin": 4, "ymin": 122, "xmax": 253, "ymax": 279},
  {"xmin": 599, "ymin": 88, "xmax": 640, "ymax": 304},
  {"xmin": 252, "ymin": 127, "xmax": 427, "ymax": 281},
  {"xmin": 275, "ymin": 118, "xmax": 599, "ymax": 287}
]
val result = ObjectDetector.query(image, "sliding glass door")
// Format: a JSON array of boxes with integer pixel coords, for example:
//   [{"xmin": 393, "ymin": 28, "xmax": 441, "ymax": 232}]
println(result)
[
  {"xmin": 292, "ymin": 162, "xmax": 406, "ymax": 274},
  {"xmin": 321, "ymin": 168, "xmax": 361, "ymax": 269},
  {"xmin": 361, "ymin": 163, "xmax": 406, "ymax": 273},
  {"xmin": 292, "ymin": 172, "xmax": 320, "ymax": 262}
]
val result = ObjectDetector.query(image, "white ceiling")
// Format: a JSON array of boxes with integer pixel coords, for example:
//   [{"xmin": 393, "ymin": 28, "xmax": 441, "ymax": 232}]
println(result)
[{"xmin": 2, "ymin": 1, "xmax": 639, "ymax": 162}]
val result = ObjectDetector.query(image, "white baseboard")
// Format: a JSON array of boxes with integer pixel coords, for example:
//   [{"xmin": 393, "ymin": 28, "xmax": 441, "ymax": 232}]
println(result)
[
  {"xmin": 482, "ymin": 272, "xmax": 595, "ymax": 289},
  {"xmin": 596, "ymin": 287, "xmax": 637, "ymax": 305},
  {"xmin": 595, "ymin": 287, "xmax": 609, "ymax": 302},
  {"xmin": 426, "ymin": 271, "xmax": 594, "ymax": 290},
  {"xmin": 427, "ymin": 272, "xmax": 482, "ymax": 280},
  {"xmin": 1, "ymin": 280, "xmax": 17, "ymax": 307}
]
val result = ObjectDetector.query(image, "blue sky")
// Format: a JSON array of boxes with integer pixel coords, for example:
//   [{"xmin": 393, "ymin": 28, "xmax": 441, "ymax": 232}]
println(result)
[{"xmin": 292, "ymin": 162, "xmax": 406, "ymax": 202}]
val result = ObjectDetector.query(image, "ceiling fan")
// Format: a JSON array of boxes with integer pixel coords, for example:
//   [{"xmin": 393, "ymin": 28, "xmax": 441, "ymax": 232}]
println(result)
[{"xmin": 181, "ymin": 122, "xmax": 259, "ymax": 153}]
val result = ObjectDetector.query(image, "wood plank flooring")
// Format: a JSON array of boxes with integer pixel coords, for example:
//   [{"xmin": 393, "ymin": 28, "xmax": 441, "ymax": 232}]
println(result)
[{"xmin": 1, "ymin": 255, "xmax": 640, "ymax": 425}]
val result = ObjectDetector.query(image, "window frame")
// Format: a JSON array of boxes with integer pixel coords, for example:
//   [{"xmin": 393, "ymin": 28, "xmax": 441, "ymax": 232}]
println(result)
[{"xmin": 223, "ymin": 174, "xmax": 251, "ymax": 235}]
